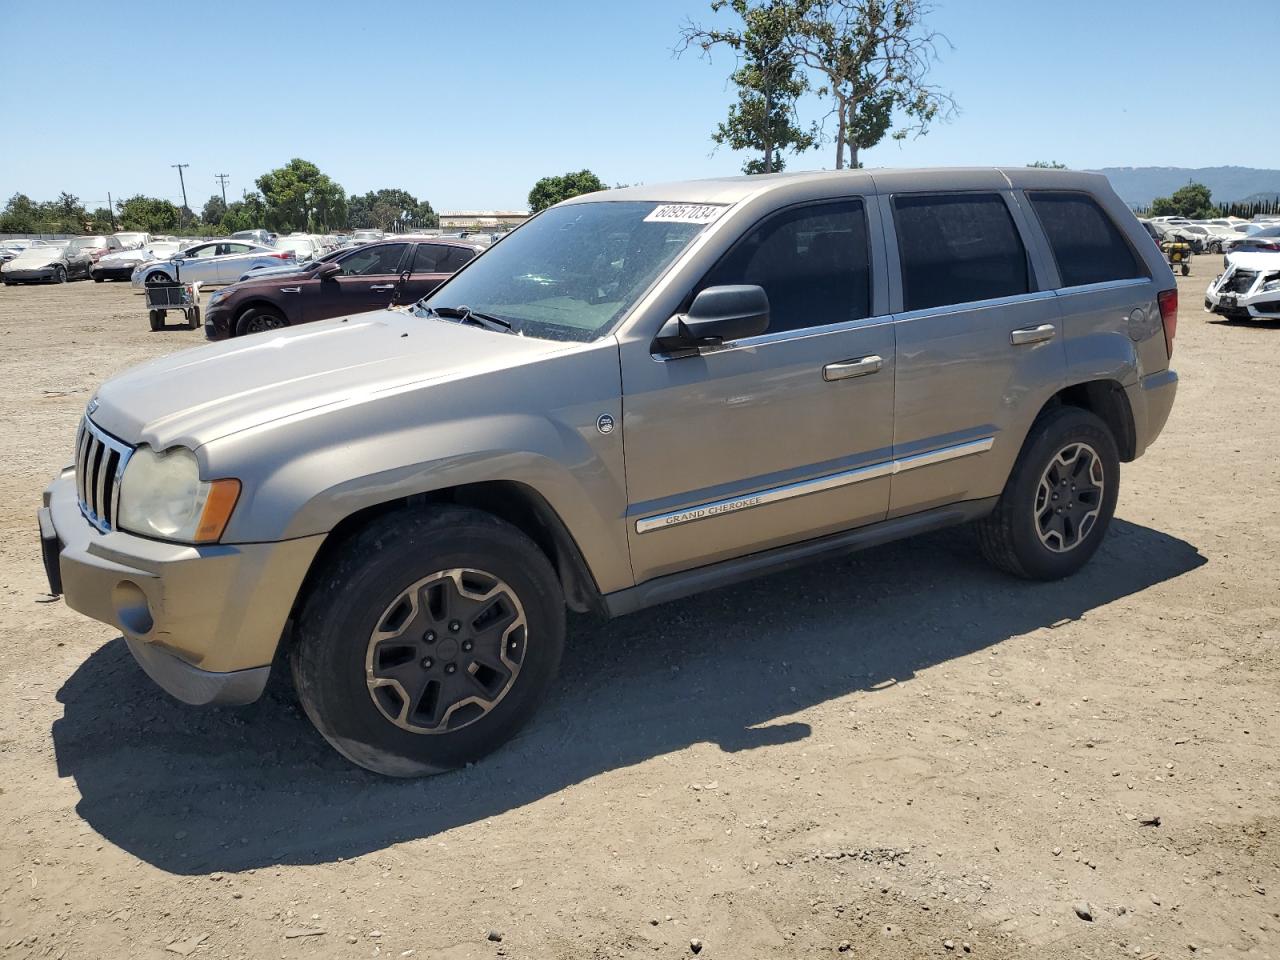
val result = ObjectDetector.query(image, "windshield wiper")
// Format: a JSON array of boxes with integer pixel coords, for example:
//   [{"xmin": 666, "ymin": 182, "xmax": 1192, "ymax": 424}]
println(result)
[{"xmin": 420, "ymin": 304, "xmax": 515, "ymax": 333}]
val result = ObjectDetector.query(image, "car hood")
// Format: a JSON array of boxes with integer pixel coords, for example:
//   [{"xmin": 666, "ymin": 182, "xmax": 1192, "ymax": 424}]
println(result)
[
  {"xmin": 90, "ymin": 309, "xmax": 575, "ymax": 450},
  {"xmin": 1225, "ymin": 251, "xmax": 1280, "ymax": 270},
  {"xmin": 5, "ymin": 251, "xmax": 63, "ymax": 269}
]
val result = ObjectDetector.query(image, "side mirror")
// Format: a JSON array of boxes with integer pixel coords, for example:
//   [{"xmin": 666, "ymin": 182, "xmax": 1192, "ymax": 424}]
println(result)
[
  {"xmin": 315, "ymin": 261, "xmax": 341, "ymax": 280},
  {"xmin": 653, "ymin": 284, "xmax": 769, "ymax": 356}
]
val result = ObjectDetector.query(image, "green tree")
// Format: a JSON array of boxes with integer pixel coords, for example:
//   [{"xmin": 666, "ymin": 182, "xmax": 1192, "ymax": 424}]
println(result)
[
  {"xmin": 1149, "ymin": 182, "xmax": 1215, "ymax": 220},
  {"xmin": 789, "ymin": 0, "xmax": 956, "ymax": 169},
  {"xmin": 116, "ymin": 195, "xmax": 181, "ymax": 233},
  {"xmin": 0, "ymin": 193, "xmax": 39, "ymax": 233},
  {"xmin": 256, "ymin": 158, "xmax": 347, "ymax": 232},
  {"xmin": 201, "ymin": 194, "xmax": 227, "ymax": 228},
  {"xmin": 220, "ymin": 193, "xmax": 267, "ymax": 234},
  {"xmin": 679, "ymin": 0, "xmax": 816, "ymax": 175},
  {"xmin": 527, "ymin": 170, "xmax": 608, "ymax": 213},
  {"xmin": 348, "ymin": 188, "xmax": 439, "ymax": 230},
  {"xmin": 1028, "ymin": 160, "xmax": 1067, "ymax": 169},
  {"xmin": 88, "ymin": 207, "xmax": 115, "ymax": 233}
]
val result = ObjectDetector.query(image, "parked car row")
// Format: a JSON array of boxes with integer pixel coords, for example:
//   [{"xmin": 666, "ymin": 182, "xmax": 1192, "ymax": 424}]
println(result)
[{"xmin": 1142, "ymin": 215, "xmax": 1280, "ymax": 255}]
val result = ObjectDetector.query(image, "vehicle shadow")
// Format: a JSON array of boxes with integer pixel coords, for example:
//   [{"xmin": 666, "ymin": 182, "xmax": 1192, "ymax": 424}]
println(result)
[
  {"xmin": 1207, "ymin": 316, "xmax": 1280, "ymax": 330},
  {"xmin": 51, "ymin": 518, "xmax": 1205, "ymax": 875}
]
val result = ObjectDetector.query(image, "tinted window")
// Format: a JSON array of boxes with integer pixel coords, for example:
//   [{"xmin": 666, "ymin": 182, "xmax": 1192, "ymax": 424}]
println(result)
[
  {"xmin": 441, "ymin": 246, "xmax": 474, "ymax": 271},
  {"xmin": 893, "ymin": 193, "xmax": 1029, "ymax": 311},
  {"xmin": 339, "ymin": 243, "xmax": 408, "ymax": 276},
  {"xmin": 225, "ymin": 243, "xmax": 253, "ymax": 254},
  {"xmin": 1028, "ymin": 192, "xmax": 1143, "ymax": 288},
  {"xmin": 701, "ymin": 199, "xmax": 871, "ymax": 333}
]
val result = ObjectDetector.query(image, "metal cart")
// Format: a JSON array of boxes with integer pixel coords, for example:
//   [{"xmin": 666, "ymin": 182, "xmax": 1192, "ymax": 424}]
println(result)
[{"xmin": 145, "ymin": 280, "xmax": 202, "ymax": 331}]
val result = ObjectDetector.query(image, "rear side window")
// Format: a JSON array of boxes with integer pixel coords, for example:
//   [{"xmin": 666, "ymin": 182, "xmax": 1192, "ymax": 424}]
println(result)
[
  {"xmin": 1029, "ymin": 192, "xmax": 1143, "ymax": 287},
  {"xmin": 701, "ymin": 199, "xmax": 871, "ymax": 334},
  {"xmin": 893, "ymin": 193, "xmax": 1029, "ymax": 311}
]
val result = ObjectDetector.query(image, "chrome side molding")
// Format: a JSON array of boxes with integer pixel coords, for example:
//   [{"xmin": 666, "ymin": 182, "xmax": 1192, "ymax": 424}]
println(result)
[{"xmin": 635, "ymin": 437, "xmax": 994, "ymax": 533}]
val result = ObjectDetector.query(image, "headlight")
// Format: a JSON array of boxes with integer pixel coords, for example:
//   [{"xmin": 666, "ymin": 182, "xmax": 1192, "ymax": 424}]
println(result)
[
  {"xmin": 117, "ymin": 445, "xmax": 240, "ymax": 543},
  {"xmin": 1263, "ymin": 279, "xmax": 1280, "ymax": 293},
  {"xmin": 206, "ymin": 287, "xmax": 230, "ymax": 306}
]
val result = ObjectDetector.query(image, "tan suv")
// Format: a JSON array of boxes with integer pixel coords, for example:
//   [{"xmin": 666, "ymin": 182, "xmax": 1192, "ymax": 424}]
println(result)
[{"xmin": 39, "ymin": 168, "xmax": 1179, "ymax": 776}]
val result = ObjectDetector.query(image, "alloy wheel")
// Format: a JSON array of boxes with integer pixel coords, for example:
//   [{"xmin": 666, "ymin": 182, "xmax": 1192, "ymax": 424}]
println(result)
[
  {"xmin": 365, "ymin": 568, "xmax": 527, "ymax": 734},
  {"xmin": 245, "ymin": 314, "xmax": 286, "ymax": 333},
  {"xmin": 1034, "ymin": 442, "xmax": 1104, "ymax": 553}
]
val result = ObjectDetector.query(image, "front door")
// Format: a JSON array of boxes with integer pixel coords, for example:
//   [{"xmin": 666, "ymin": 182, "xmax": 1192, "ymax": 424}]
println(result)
[
  {"xmin": 884, "ymin": 191, "xmax": 1066, "ymax": 517},
  {"xmin": 306, "ymin": 241, "xmax": 410, "ymax": 321},
  {"xmin": 620, "ymin": 198, "xmax": 896, "ymax": 584}
]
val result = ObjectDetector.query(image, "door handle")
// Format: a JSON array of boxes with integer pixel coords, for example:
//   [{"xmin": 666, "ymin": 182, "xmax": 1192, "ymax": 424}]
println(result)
[
  {"xmin": 1010, "ymin": 323, "xmax": 1056, "ymax": 345},
  {"xmin": 822, "ymin": 354, "xmax": 883, "ymax": 381},
  {"xmin": 368, "ymin": 283, "xmax": 396, "ymax": 291},
  {"xmin": 279, "ymin": 286, "xmax": 301, "ymax": 294}
]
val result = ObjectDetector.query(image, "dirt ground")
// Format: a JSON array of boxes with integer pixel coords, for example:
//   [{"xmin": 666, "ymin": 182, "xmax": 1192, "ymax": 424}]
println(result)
[{"xmin": 0, "ymin": 257, "xmax": 1276, "ymax": 960}]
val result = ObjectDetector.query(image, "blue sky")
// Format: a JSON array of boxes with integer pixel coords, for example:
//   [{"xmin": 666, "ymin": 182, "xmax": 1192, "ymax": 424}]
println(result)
[{"xmin": 2, "ymin": 0, "xmax": 1275, "ymax": 212}]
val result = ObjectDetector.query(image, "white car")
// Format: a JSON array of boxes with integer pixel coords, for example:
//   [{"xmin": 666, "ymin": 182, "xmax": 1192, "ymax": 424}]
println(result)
[
  {"xmin": 112, "ymin": 231, "xmax": 151, "ymax": 251},
  {"xmin": 91, "ymin": 241, "xmax": 184, "ymax": 282},
  {"xmin": 1204, "ymin": 252, "xmax": 1280, "ymax": 321},
  {"xmin": 131, "ymin": 240, "xmax": 295, "ymax": 289},
  {"xmin": 273, "ymin": 235, "xmax": 321, "ymax": 263}
]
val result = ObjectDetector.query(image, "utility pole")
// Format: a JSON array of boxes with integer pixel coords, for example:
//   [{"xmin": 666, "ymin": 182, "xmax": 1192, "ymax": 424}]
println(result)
[
  {"xmin": 107, "ymin": 191, "xmax": 117, "ymax": 232},
  {"xmin": 172, "ymin": 163, "xmax": 190, "ymax": 225},
  {"xmin": 215, "ymin": 173, "xmax": 230, "ymax": 208}
]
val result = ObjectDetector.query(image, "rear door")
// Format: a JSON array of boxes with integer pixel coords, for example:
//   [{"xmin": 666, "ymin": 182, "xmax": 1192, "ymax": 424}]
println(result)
[
  {"xmin": 304, "ymin": 241, "xmax": 410, "ymax": 321},
  {"xmin": 1022, "ymin": 190, "xmax": 1167, "ymax": 380},
  {"xmin": 884, "ymin": 190, "xmax": 1066, "ymax": 517},
  {"xmin": 402, "ymin": 243, "xmax": 475, "ymax": 303},
  {"xmin": 216, "ymin": 242, "xmax": 258, "ymax": 282}
]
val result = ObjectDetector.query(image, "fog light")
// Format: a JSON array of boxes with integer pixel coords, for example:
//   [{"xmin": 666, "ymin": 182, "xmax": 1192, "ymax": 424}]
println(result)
[{"xmin": 112, "ymin": 580, "xmax": 154, "ymax": 636}]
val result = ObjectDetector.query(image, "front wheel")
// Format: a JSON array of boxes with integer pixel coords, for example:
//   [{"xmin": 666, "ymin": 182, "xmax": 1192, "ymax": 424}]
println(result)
[
  {"xmin": 145, "ymin": 271, "xmax": 171, "ymax": 286},
  {"xmin": 976, "ymin": 406, "xmax": 1120, "ymax": 580},
  {"xmin": 235, "ymin": 307, "xmax": 288, "ymax": 336},
  {"xmin": 291, "ymin": 506, "xmax": 566, "ymax": 777},
  {"xmin": 54, "ymin": 266, "xmax": 67, "ymax": 284}
]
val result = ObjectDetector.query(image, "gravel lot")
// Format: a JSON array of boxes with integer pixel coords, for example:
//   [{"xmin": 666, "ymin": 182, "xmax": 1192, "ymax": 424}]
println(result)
[{"xmin": 0, "ymin": 258, "xmax": 1276, "ymax": 960}]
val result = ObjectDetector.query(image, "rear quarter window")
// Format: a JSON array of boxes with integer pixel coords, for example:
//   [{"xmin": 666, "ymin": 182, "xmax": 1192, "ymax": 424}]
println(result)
[
  {"xmin": 1028, "ymin": 192, "xmax": 1144, "ymax": 288},
  {"xmin": 893, "ymin": 193, "xmax": 1030, "ymax": 311}
]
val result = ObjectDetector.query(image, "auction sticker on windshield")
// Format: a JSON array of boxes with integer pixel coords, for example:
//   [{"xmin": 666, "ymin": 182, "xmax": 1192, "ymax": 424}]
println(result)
[{"xmin": 643, "ymin": 203, "xmax": 727, "ymax": 224}]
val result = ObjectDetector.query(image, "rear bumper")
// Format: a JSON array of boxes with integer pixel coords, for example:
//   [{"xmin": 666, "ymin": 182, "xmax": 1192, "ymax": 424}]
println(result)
[
  {"xmin": 1126, "ymin": 368, "xmax": 1178, "ymax": 458},
  {"xmin": 91, "ymin": 265, "xmax": 138, "ymax": 280},
  {"xmin": 42, "ymin": 470, "xmax": 324, "ymax": 705}
]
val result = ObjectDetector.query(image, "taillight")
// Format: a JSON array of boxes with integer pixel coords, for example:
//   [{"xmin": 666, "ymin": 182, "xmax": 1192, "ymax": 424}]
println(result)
[
  {"xmin": 1157, "ymin": 288, "xmax": 1178, "ymax": 360},
  {"xmin": 269, "ymin": 251, "xmax": 295, "ymax": 260}
]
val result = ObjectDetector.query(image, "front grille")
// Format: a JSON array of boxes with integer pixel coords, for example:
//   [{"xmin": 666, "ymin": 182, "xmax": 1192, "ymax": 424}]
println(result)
[
  {"xmin": 1223, "ymin": 270, "xmax": 1258, "ymax": 295},
  {"xmin": 75, "ymin": 417, "xmax": 133, "ymax": 532}
]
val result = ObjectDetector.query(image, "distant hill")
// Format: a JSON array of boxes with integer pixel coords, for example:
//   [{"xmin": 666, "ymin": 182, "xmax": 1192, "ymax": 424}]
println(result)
[{"xmin": 1087, "ymin": 166, "xmax": 1280, "ymax": 206}]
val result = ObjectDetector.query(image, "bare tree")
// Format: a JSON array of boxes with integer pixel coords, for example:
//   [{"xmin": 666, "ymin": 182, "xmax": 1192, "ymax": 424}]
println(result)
[{"xmin": 789, "ymin": 0, "xmax": 956, "ymax": 169}]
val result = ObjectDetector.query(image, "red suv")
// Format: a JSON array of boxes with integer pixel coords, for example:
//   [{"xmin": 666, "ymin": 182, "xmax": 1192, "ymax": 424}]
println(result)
[{"xmin": 203, "ymin": 237, "xmax": 483, "ymax": 340}]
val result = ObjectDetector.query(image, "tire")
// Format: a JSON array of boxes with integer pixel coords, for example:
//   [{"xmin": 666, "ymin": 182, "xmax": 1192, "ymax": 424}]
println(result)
[
  {"xmin": 54, "ymin": 266, "xmax": 67, "ymax": 284},
  {"xmin": 187, "ymin": 306, "xmax": 201, "ymax": 330},
  {"xmin": 1181, "ymin": 264, "xmax": 1191, "ymax": 276},
  {"xmin": 149, "ymin": 310, "xmax": 164, "ymax": 331},
  {"xmin": 976, "ymin": 406, "xmax": 1120, "ymax": 581},
  {"xmin": 93, "ymin": 275, "xmax": 104, "ymax": 283},
  {"xmin": 291, "ymin": 505, "xmax": 566, "ymax": 777},
  {"xmin": 235, "ymin": 307, "xmax": 288, "ymax": 337},
  {"xmin": 145, "ymin": 271, "xmax": 171, "ymax": 286}
]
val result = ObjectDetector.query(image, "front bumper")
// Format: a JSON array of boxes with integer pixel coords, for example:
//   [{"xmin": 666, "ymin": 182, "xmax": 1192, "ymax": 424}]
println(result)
[
  {"xmin": 1204, "ymin": 285, "xmax": 1280, "ymax": 320},
  {"xmin": 203, "ymin": 301, "xmax": 234, "ymax": 341},
  {"xmin": 3, "ymin": 268, "xmax": 56, "ymax": 282},
  {"xmin": 41, "ymin": 470, "xmax": 324, "ymax": 705},
  {"xmin": 92, "ymin": 264, "xmax": 142, "ymax": 280}
]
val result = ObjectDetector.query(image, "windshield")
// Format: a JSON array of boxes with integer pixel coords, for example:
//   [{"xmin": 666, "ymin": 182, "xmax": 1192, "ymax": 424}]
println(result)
[
  {"xmin": 67, "ymin": 237, "xmax": 105, "ymax": 251},
  {"xmin": 15, "ymin": 247, "xmax": 55, "ymax": 260},
  {"xmin": 420, "ymin": 201, "xmax": 720, "ymax": 342}
]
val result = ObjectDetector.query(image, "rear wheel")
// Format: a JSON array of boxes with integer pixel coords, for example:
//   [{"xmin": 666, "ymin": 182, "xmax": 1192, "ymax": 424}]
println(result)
[
  {"xmin": 291, "ymin": 506, "xmax": 566, "ymax": 777},
  {"xmin": 235, "ymin": 307, "xmax": 288, "ymax": 336},
  {"xmin": 976, "ymin": 406, "xmax": 1120, "ymax": 580}
]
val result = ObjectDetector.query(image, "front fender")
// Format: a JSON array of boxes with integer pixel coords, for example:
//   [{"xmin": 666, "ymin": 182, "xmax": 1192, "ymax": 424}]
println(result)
[{"xmin": 204, "ymin": 340, "xmax": 634, "ymax": 594}]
